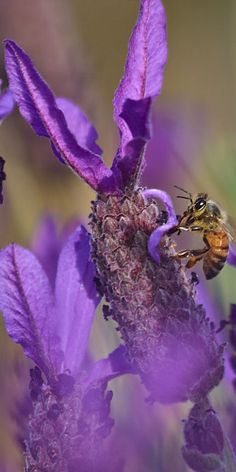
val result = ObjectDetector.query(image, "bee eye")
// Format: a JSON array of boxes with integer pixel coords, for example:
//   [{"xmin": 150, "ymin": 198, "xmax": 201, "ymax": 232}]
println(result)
[{"xmin": 194, "ymin": 198, "xmax": 206, "ymax": 211}]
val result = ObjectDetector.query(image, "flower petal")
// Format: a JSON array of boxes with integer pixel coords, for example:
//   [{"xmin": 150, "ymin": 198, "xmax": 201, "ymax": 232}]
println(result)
[
  {"xmin": 31, "ymin": 216, "xmax": 61, "ymax": 287},
  {"xmin": 111, "ymin": 98, "xmax": 151, "ymax": 188},
  {"xmin": 56, "ymin": 97, "xmax": 102, "ymax": 156},
  {"xmin": 142, "ymin": 188, "xmax": 178, "ymax": 263},
  {"xmin": 4, "ymin": 39, "xmax": 118, "ymax": 195},
  {"xmin": 0, "ymin": 244, "xmax": 63, "ymax": 380},
  {"xmin": 55, "ymin": 225, "xmax": 101, "ymax": 375},
  {"xmin": 0, "ymin": 87, "xmax": 14, "ymax": 122},
  {"xmin": 227, "ymin": 245, "xmax": 236, "ymax": 267},
  {"xmin": 86, "ymin": 345, "xmax": 135, "ymax": 385},
  {"xmin": 113, "ymin": 0, "xmax": 167, "ymax": 153}
]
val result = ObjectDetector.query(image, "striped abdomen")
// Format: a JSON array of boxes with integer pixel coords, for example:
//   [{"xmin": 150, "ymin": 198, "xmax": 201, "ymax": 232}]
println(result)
[{"xmin": 203, "ymin": 231, "xmax": 229, "ymax": 279}]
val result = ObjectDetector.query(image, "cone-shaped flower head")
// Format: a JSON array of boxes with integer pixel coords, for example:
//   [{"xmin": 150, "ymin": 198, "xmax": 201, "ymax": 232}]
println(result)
[
  {"xmin": 182, "ymin": 398, "xmax": 236, "ymax": 472},
  {"xmin": 3, "ymin": 0, "xmax": 225, "ymax": 403},
  {"xmin": 0, "ymin": 225, "xmax": 131, "ymax": 470}
]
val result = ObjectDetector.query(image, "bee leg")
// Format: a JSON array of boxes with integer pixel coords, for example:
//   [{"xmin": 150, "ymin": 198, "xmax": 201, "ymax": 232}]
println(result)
[
  {"xmin": 189, "ymin": 226, "xmax": 205, "ymax": 232},
  {"xmin": 172, "ymin": 249, "xmax": 194, "ymax": 267},
  {"xmin": 174, "ymin": 245, "xmax": 209, "ymax": 269},
  {"xmin": 186, "ymin": 254, "xmax": 204, "ymax": 269},
  {"xmin": 174, "ymin": 249, "xmax": 191, "ymax": 259},
  {"xmin": 186, "ymin": 246, "xmax": 210, "ymax": 269}
]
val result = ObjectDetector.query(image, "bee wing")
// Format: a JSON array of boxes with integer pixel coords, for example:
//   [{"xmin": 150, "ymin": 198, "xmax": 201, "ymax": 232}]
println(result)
[{"xmin": 222, "ymin": 216, "xmax": 236, "ymax": 242}]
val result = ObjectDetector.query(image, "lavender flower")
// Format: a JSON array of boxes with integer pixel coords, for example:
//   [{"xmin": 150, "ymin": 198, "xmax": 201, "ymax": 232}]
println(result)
[
  {"xmin": 0, "ymin": 79, "xmax": 14, "ymax": 123},
  {"xmin": 182, "ymin": 398, "xmax": 236, "ymax": 472},
  {"xmin": 3, "ymin": 0, "xmax": 224, "ymax": 403},
  {"xmin": 0, "ymin": 225, "xmax": 131, "ymax": 471}
]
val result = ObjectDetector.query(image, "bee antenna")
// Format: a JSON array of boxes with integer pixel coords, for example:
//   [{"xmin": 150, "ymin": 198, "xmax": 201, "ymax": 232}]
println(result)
[
  {"xmin": 174, "ymin": 185, "xmax": 193, "ymax": 203},
  {"xmin": 176, "ymin": 195, "xmax": 191, "ymax": 200}
]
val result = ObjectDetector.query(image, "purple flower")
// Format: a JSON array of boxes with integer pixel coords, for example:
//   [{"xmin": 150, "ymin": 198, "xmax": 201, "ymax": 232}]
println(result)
[
  {"xmin": 3, "ymin": 0, "xmax": 167, "ymax": 197},
  {"xmin": 0, "ymin": 225, "xmax": 131, "ymax": 470},
  {"xmin": 3, "ymin": 0, "xmax": 224, "ymax": 404},
  {"xmin": 227, "ymin": 245, "xmax": 236, "ymax": 268},
  {"xmin": 182, "ymin": 398, "xmax": 236, "ymax": 472},
  {"xmin": 0, "ymin": 79, "xmax": 14, "ymax": 122},
  {"xmin": 31, "ymin": 214, "xmax": 80, "ymax": 288}
]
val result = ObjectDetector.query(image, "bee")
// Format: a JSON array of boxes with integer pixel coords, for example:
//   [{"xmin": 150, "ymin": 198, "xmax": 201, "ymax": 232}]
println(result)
[{"xmin": 171, "ymin": 186, "xmax": 234, "ymax": 280}]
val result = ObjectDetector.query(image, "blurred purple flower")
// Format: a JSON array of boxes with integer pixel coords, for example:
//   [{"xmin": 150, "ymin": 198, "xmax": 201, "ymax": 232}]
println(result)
[
  {"xmin": 227, "ymin": 245, "xmax": 236, "ymax": 268},
  {"xmin": 3, "ymin": 0, "xmax": 225, "ymax": 406},
  {"xmin": 0, "ymin": 225, "xmax": 131, "ymax": 470},
  {"xmin": 31, "ymin": 214, "xmax": 80, "ymax": 287},
  {"xmin": 0, "ymin": 82, "xmax": 13, "ymax": 204},
  {"xmin": 182, "ymin": 398, "xmax": 236, "ymax": 472},
  {"xmin": 182, "ymin": 399, "xmax": 224, "ymax": 471},
  {"xmin": 141, "ymin": 110, "xmax": 205, "ymax": 189},
  {"xmin": 0, "ymin": 79, "xmax": 14, "ymax": 122}
]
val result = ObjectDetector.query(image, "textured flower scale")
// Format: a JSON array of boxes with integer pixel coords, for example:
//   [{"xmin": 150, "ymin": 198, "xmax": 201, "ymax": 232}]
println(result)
[
  {"xmin": 89, "ymin": 190, "xmax": 224, "ymax": 403},
  {"xmin": 182, "ymin": 398, "xmax": 225, "ymax": 472},
  {"xmin": 24, "ymin": 368, "xmax": 114, "ymax": 472}
]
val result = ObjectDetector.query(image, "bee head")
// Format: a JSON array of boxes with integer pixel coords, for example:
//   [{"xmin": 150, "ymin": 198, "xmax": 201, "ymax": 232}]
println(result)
[{"xmin": 191, "ymin": 193, "xmax": 208, "ymax": 215}]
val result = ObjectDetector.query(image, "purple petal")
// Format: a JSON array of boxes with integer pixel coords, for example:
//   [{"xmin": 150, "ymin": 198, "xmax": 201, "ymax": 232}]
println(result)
[
  {"xmin": 111, "ymin": 98, "xmax": 151, "ymax": 188},
  {"xmin": 0, "ymin": 87, "xmax": 14, "ymax": 122},
  {"xmin": 112, "ymin": 137, "xmax": 147, "ymax": 189},
  {"xmin": 4, "ymin": 39, "xmax": 118, "ymax": 195},
  {"xmin": 55, "ymin": 225, "xmax": 101, "ymax": 376},
  {"xmin": 31, "ymin": 216, "xmax": 61, "ymax": 288},
  {"xmin": 113, "ymin": 0, "xmax": 167, "ymax": 153},
  {"xmin": 142, "ymin": 188, "xmax": 178, "ymax": 263},
  {"xmin": 141, "ymin": 109, "xmax": 205, "ymax": 188},
  {"xmin": 0, "ymin": 244, "xmax": 63, "ymax": 380},
  {"xmin": 56, "ymin": 97, "xmax": 102, "ymax": 156},
  {"xmin": 86, "ymin": 345, "xmax": 135, "ymax": 385},
  {"xmin": 227, "ymin": 245, "xmax": 236, "ymax": 267}
]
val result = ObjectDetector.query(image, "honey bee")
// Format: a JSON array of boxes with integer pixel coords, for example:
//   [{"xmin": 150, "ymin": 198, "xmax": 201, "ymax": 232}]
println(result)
[{"xmin": 171, "ymin": 186, "xmax": 234, "ymax": 279}]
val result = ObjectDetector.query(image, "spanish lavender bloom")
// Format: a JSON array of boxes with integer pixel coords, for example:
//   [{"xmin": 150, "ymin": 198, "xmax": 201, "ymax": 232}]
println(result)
[
  {"xmin": 182, "ymin": 397, "xmax": 236, "ymax": 472},
  {"xmin": 0, "ymin": 225, "xmax": 130, "ymax": 471},
  {"xmin": 4, "ymin": 0, "xmax": 224, "ymax": 404}
]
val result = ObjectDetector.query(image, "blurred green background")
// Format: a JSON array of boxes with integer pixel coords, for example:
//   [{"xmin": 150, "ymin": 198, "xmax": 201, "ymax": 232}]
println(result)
[{"xmin": 0, "ymin": 0, "xmax": 236, "ymax": 470}]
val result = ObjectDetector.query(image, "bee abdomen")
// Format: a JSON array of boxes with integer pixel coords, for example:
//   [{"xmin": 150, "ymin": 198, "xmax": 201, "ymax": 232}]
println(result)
[{"xmin": 203, "ymin": 232, "xmax": 229, "ymax": 279}]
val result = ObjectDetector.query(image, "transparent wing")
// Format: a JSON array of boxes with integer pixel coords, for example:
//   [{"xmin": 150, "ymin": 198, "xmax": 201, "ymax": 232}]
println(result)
[{"xmin": 222, "ymin": 215, "xmax": 236, "ymax": 242}]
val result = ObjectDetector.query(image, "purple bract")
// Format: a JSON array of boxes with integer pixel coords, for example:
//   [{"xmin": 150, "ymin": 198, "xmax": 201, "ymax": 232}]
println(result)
[
  {"xmin": 0, "ymin": 224, "xmax": 132, "ymax": 470},
  {"xmin": 0, "ymin": 79, "xmax": 14, "ymax": 122},
  {"xmin": 3, "ymin": 0, "xmax": 167, "ymax": 196},
  {"xmin": 0, "ymin": 224, "xmax": 129, "ymax": 382}
]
